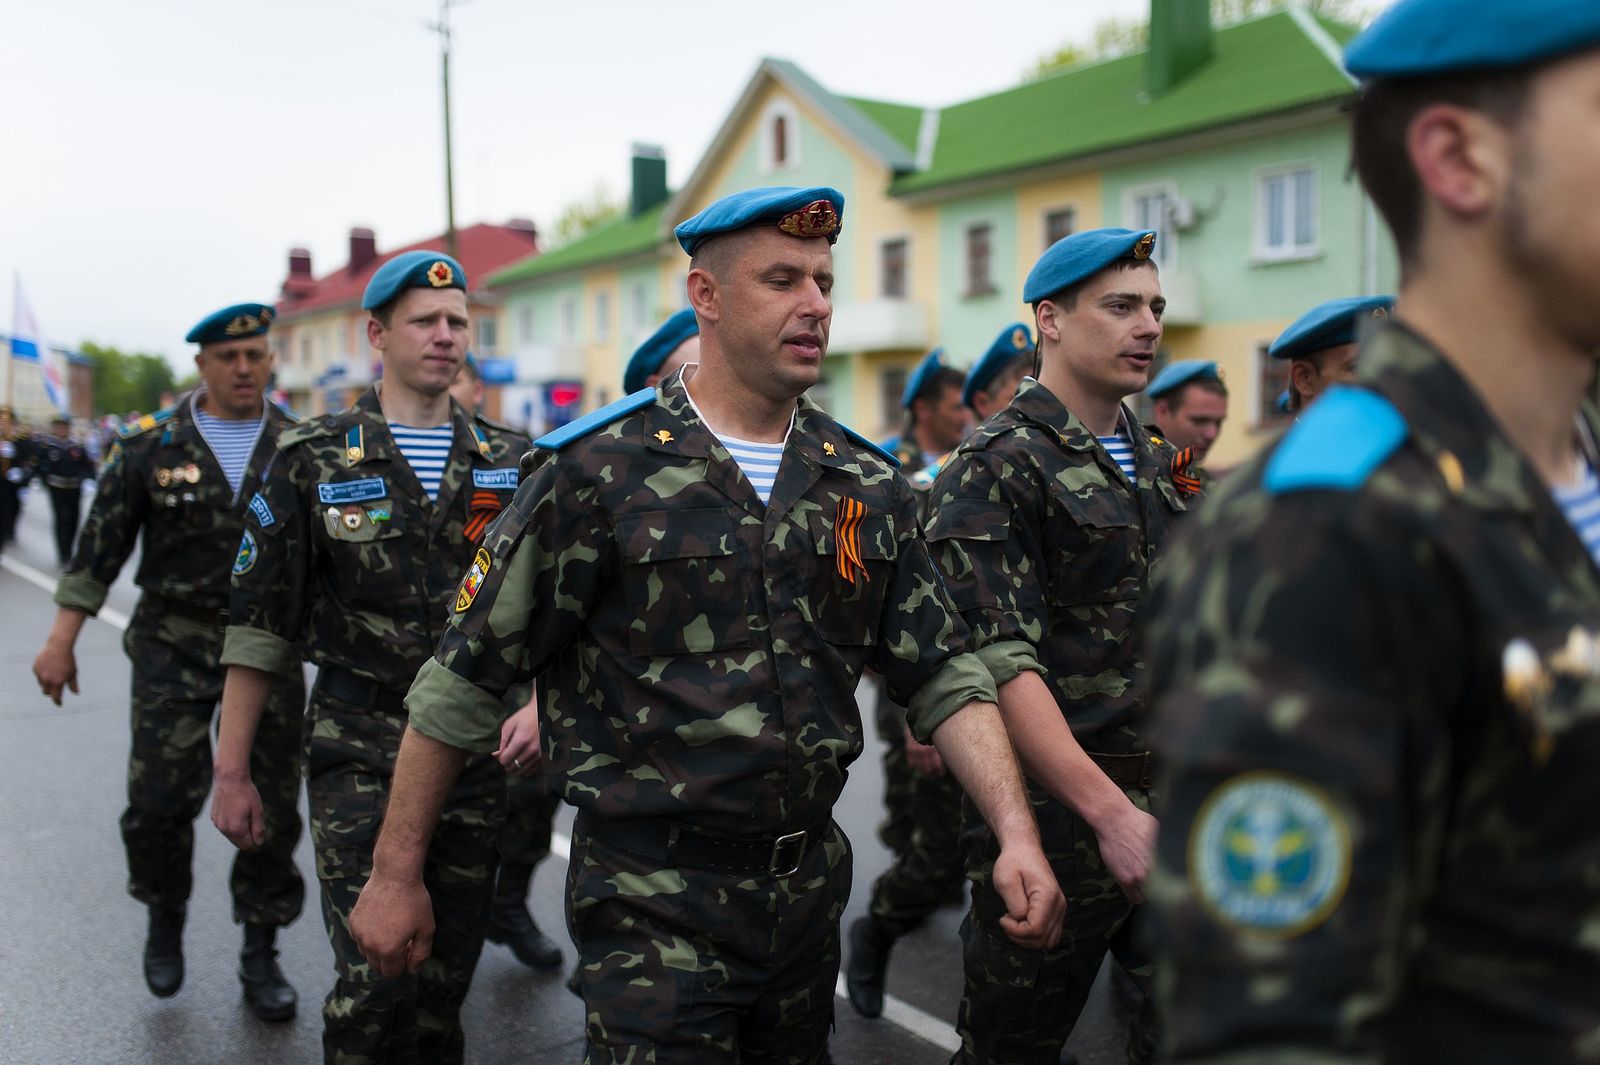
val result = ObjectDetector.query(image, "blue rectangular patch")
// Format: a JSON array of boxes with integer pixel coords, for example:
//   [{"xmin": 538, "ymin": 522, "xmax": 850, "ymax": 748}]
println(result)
[
  {"xmin": 472, "ymin": 468, "xmax": 519, "ymax": 490},
  {"xmin": 248, "ymin": 492, "xmax": 275, "ymax": 528},
  {"xmin": 317, "ymin": 477, "xmax": 388, "ymax": 505}
]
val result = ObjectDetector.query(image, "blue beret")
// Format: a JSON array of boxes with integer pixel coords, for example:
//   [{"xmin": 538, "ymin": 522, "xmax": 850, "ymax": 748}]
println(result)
[
  {"xmin": 675, "ymin": 186, "xmax": 845, "ymax": 256},
  {"xmin": 624, "ymin": 308, "xmax": 699, "ymax": 393},
  {"xmin": 962, "ymin": 322, "xmax": 1034, "ymax": 408},
  {"xmin": 1276, "ymin": 389, "xmax": 1292, "ymax": 414},
  {"xmin": 1269, "ymin": 296, "xmax": 1395, "ymax": 361},
  {"xmin": 186, "ymin": 303, "xmax": 274, "ymax": 345},
  {"xmin": 901, "ymin": 348, "xmax": 950, "ymax": 409},
  {"xmin": 1346, "ymin": 0, "xmax": 1600, "ymax": 79},
  {"xmin": 1023, "ymin": 228, "xmax": 1158, "ymax": 304},
  {"xmin": 362, "ymin": 250, "xmax": 467, "ymax": 311},
  {"xmin": 1146, "ymin": 360, "xmax": 1222, "ymax": 400}
]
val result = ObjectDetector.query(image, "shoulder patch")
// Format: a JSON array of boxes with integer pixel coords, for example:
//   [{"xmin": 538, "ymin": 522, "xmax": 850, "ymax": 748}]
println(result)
[
  {"xmin": 840, "ymin": 424, "xmax": 900, "ymax": 469},
  {"xmin": 1264, "ymin": 386, "xmax": 1406, "ymax": 495},
  {"xmin": 119, "ymin": 405, "xmax": 176, "ymax": 439},
  {"xmin": 534, "ymin": 388, "xmax": 655, "ymax": 451},
  {"xmin": 279, "ymin": 415, "xmax": 342, "ymax": 448}
]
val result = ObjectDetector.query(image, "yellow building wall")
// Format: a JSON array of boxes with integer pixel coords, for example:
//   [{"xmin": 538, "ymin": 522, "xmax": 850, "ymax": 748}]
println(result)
[
  {"xmin": 1013, "ymin": 173, "xmax": 1105, "ymax": 283},
  {"xmin": 1157, "ymin": 317, "xmax": 1294, "ymax": 469}
]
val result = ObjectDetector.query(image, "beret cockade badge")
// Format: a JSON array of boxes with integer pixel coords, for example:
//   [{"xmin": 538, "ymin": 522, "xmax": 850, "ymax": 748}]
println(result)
[
  {"xmin": 427, "ymin": 260, "xmax": 454, "ymax": 288},
  {"xmin": 777, "ymin": 200, "xmax": 841, "ymax": 241}
]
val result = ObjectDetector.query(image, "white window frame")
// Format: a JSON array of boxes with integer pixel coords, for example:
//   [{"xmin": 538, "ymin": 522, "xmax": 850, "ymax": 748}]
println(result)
[
  {"xmin": 758, "ymin": 98, "xmax": 801, "ymax": 175},
  {"xmin": 594, "ymin": 291, "xmax": 611, "ymax": 343},
  {"xmin": 629, "ymin": 283, "xmax": 649, "ymax": 332},
  {"xmin": 475, "ymin": 317, "xmax": 498, "ymax": 356},
  {"xmin": 964, "ymin": 220, "xmax": 997, "ymax": 298},
  {"xmin": 1122, "ymin": 182, "xmax": 1179, "ymax": 269},
  {"xmin": 517, "ymin": 304, "xmax": 534, "ymax": 345},
  {"xmin": 559, "ymin": 296, "xmax": 578, "ymax": 344},
  {"xmin": 879, "ymin": 234, "xmax": 911, "ymax": 300},
  {"xmin": 1253, "ymin": 162, "xmax": 1321, "ymax": 263}
]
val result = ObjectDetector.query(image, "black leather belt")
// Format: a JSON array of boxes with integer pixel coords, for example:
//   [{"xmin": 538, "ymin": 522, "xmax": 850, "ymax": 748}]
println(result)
[
  {"xmin": 575, "ymin": 810, "xmax": 828, "ymax": 878},
  {"xmin": 316, "ymin": 665, "xmax": 405, "ymax": 713},
  {"xmin": 143, "ymin": 593, "xmax": 228, "ymax": 628},
  {"xmin": 1089, "ymin": 751, "xmax": 1153, "ymax": 789}
]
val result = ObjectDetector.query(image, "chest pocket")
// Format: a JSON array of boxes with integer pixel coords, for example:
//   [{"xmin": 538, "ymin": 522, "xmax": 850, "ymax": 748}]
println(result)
[
  {"xmin": 616, "ymin": 508, "xmax": 752, "ymax": 656},
  {"xmin": 807, "ymin": 509, "xmax": 898, "ymax": 646},
  {"xmin": 1045, "ymin": 491, "xmax": 1143, "ymax": 607}
]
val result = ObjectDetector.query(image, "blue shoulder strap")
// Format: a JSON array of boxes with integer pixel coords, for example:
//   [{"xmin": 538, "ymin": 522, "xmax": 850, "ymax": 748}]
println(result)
[
  {"xmin": 534, "ymin": 387, "xmax": 655, "ymax": 451},
  {"xmin": 842, "ymin": 424, "xmax": 901, "ymax": 468},
  {"xmin": 1264, "ymin": 386, "xmax": 1407, "ymax": 494}
]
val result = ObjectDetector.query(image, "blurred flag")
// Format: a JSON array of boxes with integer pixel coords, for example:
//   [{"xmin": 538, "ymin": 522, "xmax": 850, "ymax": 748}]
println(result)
[{"xmin": 11, "ymin": 274, "xmax": 67, "ymax": 413}]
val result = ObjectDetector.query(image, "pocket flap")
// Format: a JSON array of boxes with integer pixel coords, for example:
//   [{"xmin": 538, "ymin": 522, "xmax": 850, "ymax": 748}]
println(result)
[
  {"xmin": 616, "ymin": 509, "xmax": 741, "ymax": 563},
  {"xmin": 927, "ymin": 500, "xmax": 1011, "ymax": 543},
  {"xmin": 808, "ymin": 510, "xmax": 897, "ymax": 560}
]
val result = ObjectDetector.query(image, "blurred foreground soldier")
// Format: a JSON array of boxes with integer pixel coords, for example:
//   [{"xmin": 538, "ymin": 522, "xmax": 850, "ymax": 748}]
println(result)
[
  {"xmin": 1146, "ymin": 360, "xmax": 1228, "ymax": 478},
  {"xmin": 622, "ymin": 306, "xmax": 700, "ymax": 393},
  {"xmin": 451, "ymin": 353, "xmax": 565, "ymax": 972},
  {"xmin": 847, "ymin": 328, "xmax": 1035, "ymax": 1020},
  {"xmin": 1273, "ymin": 295, "xmax": 1394, "ymax": 414},
  {"xmin": 927, "ymin": 228, "xmax": 1199, "ymax": 1065},
  {"xmin": 962, "ymin": 322, "xmax": 1035, "ymax": 421},
  {"xmin": 34, "ymin": 414, "xmax": 95, "ymax": 565},
  {"xmin": 211, "ymin": 252, "xmax": 534, "ymax": 1064},
  {"xmin": 31, "ymin": 304, "xmax": 305, "ymax": 1017},
  {"xmin": 348, "ymin": 186, "xmax": 1064, "ymax": 1065},
  {"xmin": 1149, "ymin": 3, "xmax": 1600, "ymax": 1060},
  {"xmin": 0, "ymin": 406, "xmax": 28, "ymax": 550}
]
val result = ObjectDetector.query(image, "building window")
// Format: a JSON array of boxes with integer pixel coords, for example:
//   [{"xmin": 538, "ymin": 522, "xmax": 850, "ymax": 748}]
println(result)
[
  {"xmin": 881, "ymin": 238, "xmax": 908, "ymax": 299},
  {"xmin": 1127, "ymin": 185, "xmax": 1175, "ymax": 266},
  {"xmin": 1256, "ymin": 165, "xmax": 1319, "ymax": 260},
  {"xmin": 760, "ymin": 100, "xmax": 800, "ymax": 173},
  {"xmin": 1257, "ymin": 341, "xmax": 1292, "ymax": 425},
  {"xmin": 517, "ymin": 305, "xmax": 534, "ymax": 344},
  {"xmin": 300, "ymin": 337, "xmax": 312, "ymax": 365},
  {"xmin": 630, "ymin": 284, "xmax": 648, "ymax": 331},
  {"xmin": 880, "ymin": 368, "xmax": 908, "ymax": 434},
  {"xmin": 965, "ymin": 223, "xmax": 995, "ymax": 297},
  {"xmin": 1043, "ymin": 207, "xmax": 1075, "ymax": 249},
  {"xmin": 476, "ymin": 317, "xmax": 497, "ymax": 356},
  {"xmin": 560, "ymin": 296, "xmax": 578, "ymax": 343},
  {"xmin": 595, "ymin": 291, "xmax": 611, "ymax": 342}
]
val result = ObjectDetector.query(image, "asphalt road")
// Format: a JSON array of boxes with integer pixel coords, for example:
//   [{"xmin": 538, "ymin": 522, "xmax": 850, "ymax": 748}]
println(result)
[{"xmin": 0, "ymin": 485, "xmax": 1130, "ymax": 1064}]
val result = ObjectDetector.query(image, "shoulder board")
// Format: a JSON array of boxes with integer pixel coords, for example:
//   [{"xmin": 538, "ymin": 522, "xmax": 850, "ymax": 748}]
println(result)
[
  {"xmin": 1264, "ymin": 386, "xmax": 1407, "ymax": 495},
  {"xmin": 534, "ymin": 388, "xmax": 655, "ymax": 451},
  {"xmin": 841, "ymin": 424, "xmax": 900, "ymax": 468},
  {"xmin": 118, "ymin": 405, "xmax": 176, "ymax": 439},
  {"xmin": 279, "ymin": 414, "xmax": 343, "ymax": 447}
]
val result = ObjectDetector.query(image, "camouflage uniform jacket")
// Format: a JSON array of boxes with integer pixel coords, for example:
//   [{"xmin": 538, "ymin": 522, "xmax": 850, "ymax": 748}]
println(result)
[
  {"xmin": 56, "ymin": 392, "xmax": 297, "ymax": 616},
  {"xmin": 924, "ymin": 376, "xmax": 1187, "ymax": 755},
  {"xmin": 222, "ymin": 387, "xmax": 531, "ymax": 690},
  {"xmin": 1147, "ymin": 322, "xmax": 1600, "ymax": 1062},
  {"xmin": 404, "ymin": 372, "xmax": 996, "ymax": 837}
]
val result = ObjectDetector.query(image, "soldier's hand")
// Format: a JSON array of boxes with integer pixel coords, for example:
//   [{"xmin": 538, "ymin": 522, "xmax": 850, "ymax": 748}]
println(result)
[
  {"xmin": 211, "ymin": 771, "xmax": 266, "ymax": 851},
  {"xmin": 1095, "ymin": 803, "xmax": 1158, "ymax": 903},
  {"xmin": 902, "ymin": 724, "xmax": 946, "ymax": 776},
  {"xmin": 32, "ymin": 641, "xmax": 78, "ymax": 706},
  {"xmin": 495, "ymin": 697, "xmax": 542, "ymax": 777},
  {"xmin": 993, "ymin": 843, "xmax": 1066, "ymax": 950},
  {"xmin": 351, "ymin": 873, "xmax": 434, "ymax": 979}
]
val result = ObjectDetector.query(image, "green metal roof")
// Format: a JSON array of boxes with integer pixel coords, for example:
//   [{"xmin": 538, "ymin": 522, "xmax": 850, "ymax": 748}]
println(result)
[
  {"xmin": 842, "ymin": 96, "xmax": 923, "ymax": 156},
  {"xmin": 890, "ymin": 12, "xmax": 1356, "ymax": 196},
  {"xmin": 487, "ymin": 201, "xmax": 668, "ymax": 287}
]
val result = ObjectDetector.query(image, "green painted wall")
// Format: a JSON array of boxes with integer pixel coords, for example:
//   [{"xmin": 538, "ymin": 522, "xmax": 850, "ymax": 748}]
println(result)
[
  {"xmin": 934, "ymin": 189, "xmax": 1022, "ymax": 365},
  {"xmin": 1099, "ymin": 119, "xmax": 1399, "ymax": 322}
]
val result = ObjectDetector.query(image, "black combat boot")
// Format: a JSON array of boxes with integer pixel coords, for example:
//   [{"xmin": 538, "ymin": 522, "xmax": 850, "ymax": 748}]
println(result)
[
  {"xmin": 239, "ymin": 923, "xmax": 297, "ymax": 1022},
  {"xmin": 845, "ymin": 915, "xmax": 895, "ymax": 1019},
  {"xmin": 143, "ymin": 906, "xmax": 185, "ymax": 998},
  {"xmin": 485, "ymin": 863, "xmax": 563, "ymax": 971}
]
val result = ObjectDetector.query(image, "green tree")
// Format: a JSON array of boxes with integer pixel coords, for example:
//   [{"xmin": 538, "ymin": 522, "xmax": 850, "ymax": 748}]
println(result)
[
  {"xmin": 550, "ymin": 183, "xmax": 624, "ymax": 246},
  {"xmin": 80, "ymin": 341, "xmax": 177, "ymax": 416},
  {"xmin": 1026, "ymin": 0, "xmax": 1374, "ymax": 80}
]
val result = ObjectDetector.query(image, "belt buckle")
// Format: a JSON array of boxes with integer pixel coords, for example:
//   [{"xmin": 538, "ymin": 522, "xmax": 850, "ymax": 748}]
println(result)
[{"xmin": 769, "ymin": 829, "xmax": 807, "ymax": 877}]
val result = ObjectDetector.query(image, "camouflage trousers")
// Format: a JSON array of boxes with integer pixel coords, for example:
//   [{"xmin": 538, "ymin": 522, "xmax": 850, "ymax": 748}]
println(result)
[
  {"xmin": 119, "ymin": 600, "xmax": 305, "ymax": 926},
  {"xmin": 872, "ymin": 678, "xmax": 916, "ymax": 855},
  {"xmin": 305, "ymin": 679, "xmax": 506, "ymax": 1065},
  {"xmin": 568, "ymin": 815, "xmax": 853, "ymax": 1064},
  {"xmin": 500, "ymin": 749, "xmax": 559, "ymax": 866},
  {"xmin": 952, "ymin": 786, "xmax": 1157, "ymax": 1065},
  {"xmin": 868, "ymin": 754, "xmax": 966, "ymax": 936}
]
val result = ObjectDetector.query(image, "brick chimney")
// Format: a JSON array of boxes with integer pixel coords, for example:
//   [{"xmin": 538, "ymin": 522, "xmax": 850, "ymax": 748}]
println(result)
[
  {"xmin": 348, "ymin": 227, "xmax": 378, "ymax": 273},
  {"xmin": 630, "ymin": 143, "xmax": 669, "ymax": 217},
  {"xmin": 1147, "ymin": 0, "xmax": 1213, "ymax": 96},
  {"xmin": 282, "ymin": 247, "xmax": 315, "ymax": 299},
  {"xmin": 506, "ymin": 217, "xmax": 540, "ymax": 246}
]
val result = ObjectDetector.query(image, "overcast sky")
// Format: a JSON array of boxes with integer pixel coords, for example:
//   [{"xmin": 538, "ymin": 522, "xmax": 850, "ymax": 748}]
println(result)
[{"xmin": 6, "ymin": 0, "xmax": 1347, "ymax": 369}]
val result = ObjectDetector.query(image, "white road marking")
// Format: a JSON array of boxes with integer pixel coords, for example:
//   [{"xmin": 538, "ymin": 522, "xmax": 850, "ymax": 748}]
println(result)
[{"xmin": 4, "ymin": 551, "xmax": 962, "ymax": 1054}]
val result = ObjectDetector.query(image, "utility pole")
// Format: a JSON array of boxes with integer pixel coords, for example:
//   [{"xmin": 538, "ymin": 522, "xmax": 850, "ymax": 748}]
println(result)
[{"xmin": 426, "ymin": 0, "xmax": 462, "ymax": 260}]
